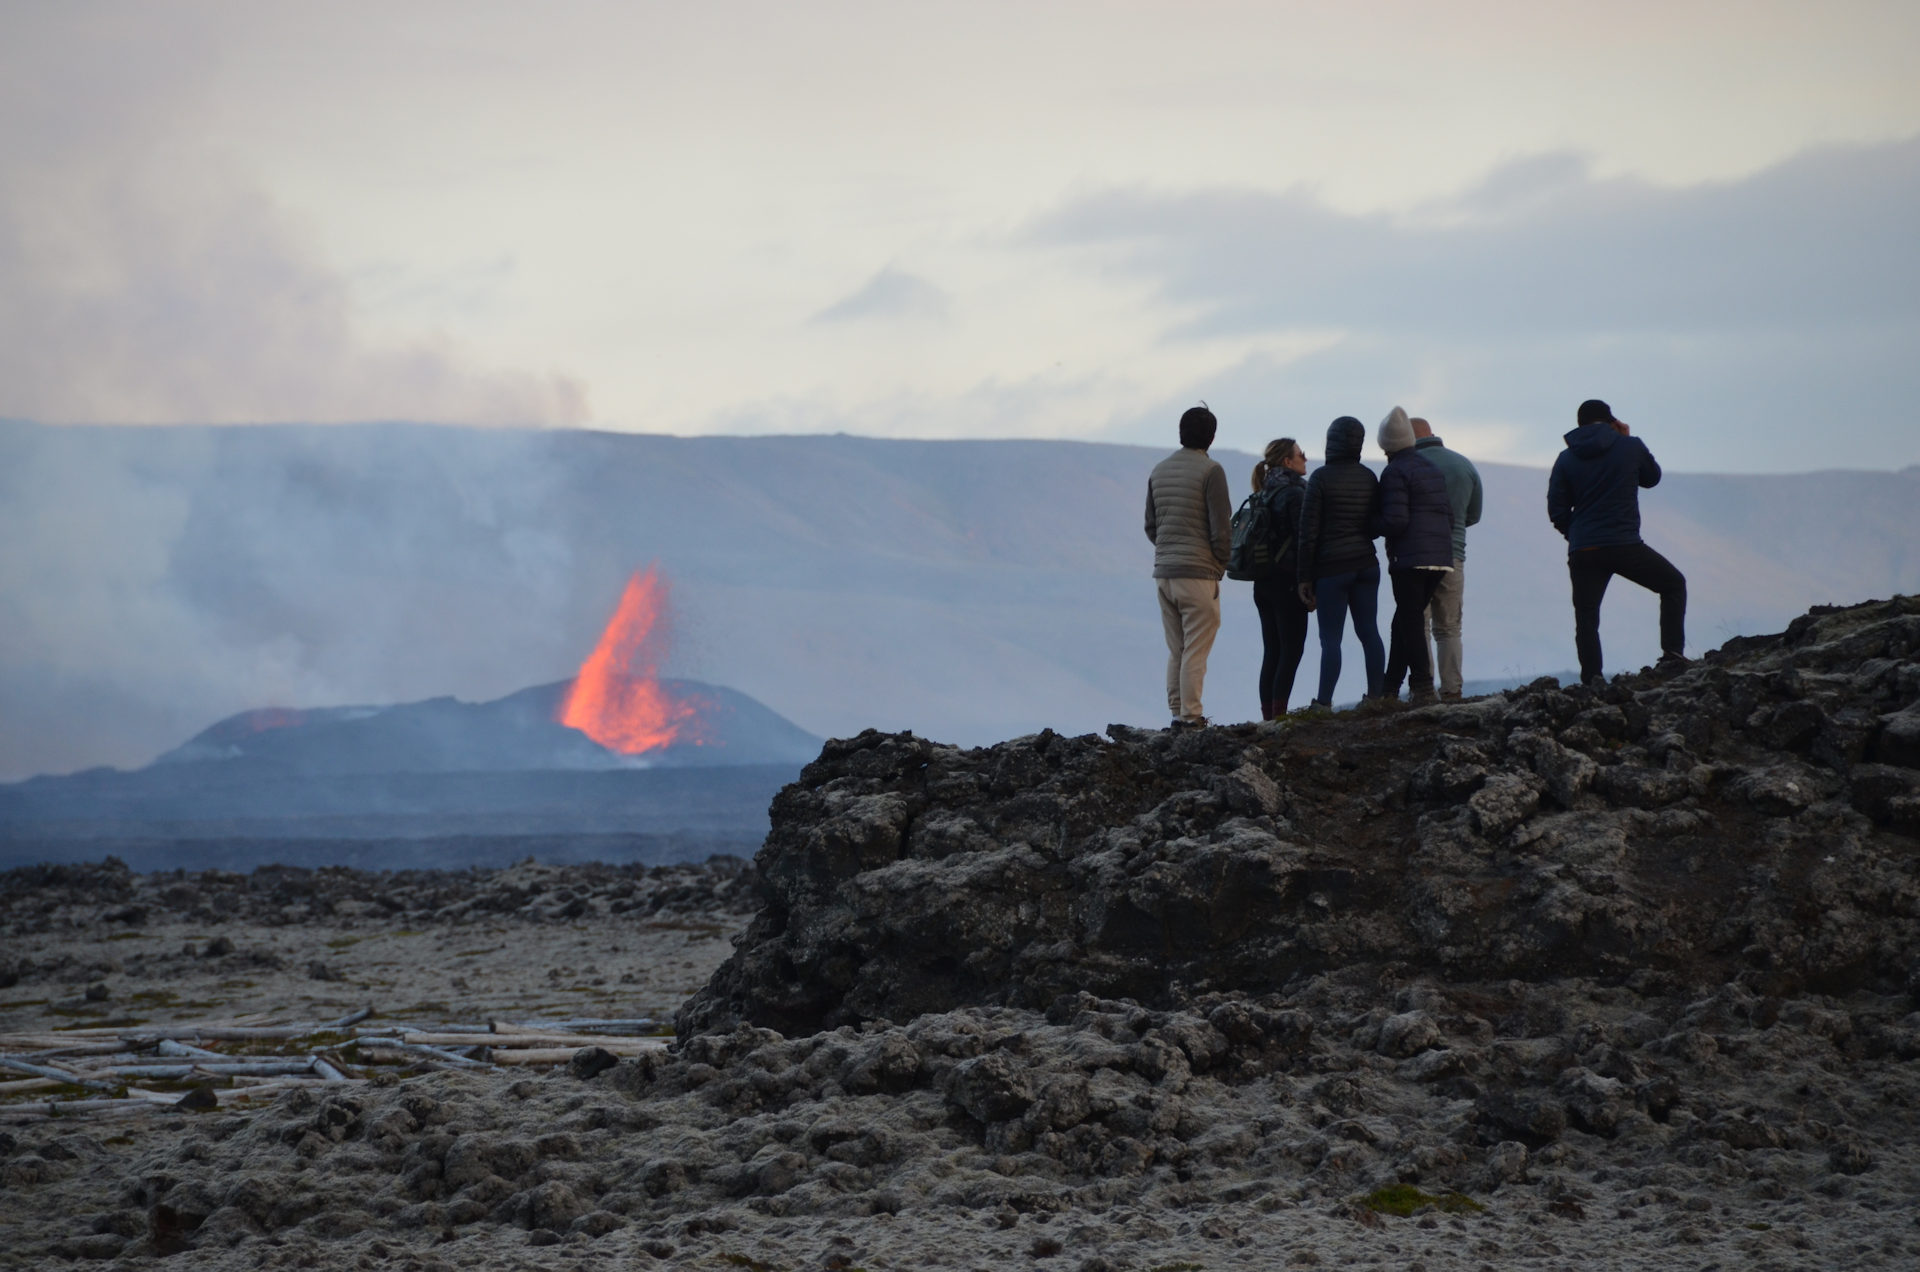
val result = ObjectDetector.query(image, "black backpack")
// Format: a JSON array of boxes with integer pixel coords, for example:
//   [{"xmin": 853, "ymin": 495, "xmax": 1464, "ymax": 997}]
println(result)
[{"xmin": 1227, "ymin": 486, "xmax": 1294, "ymax": 581}]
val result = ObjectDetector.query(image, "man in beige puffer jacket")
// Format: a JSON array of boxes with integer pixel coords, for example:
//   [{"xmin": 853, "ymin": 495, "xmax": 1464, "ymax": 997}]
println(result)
[{"xmin": 1144, "ymin": 404, "xmax": 1233, "ymax": 726}]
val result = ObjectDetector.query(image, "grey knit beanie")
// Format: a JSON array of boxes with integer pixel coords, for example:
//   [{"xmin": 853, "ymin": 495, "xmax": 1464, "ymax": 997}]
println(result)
[{"xmin": 1377, "ymin": 405, "xmax": 1415, "ymax": 455}]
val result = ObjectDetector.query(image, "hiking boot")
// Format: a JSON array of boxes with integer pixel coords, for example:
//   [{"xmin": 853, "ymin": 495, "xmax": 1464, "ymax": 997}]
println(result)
[
  {"xmin": 1656, "ymin": 652, "xmax": 1691, "ymax": 674},
  {"xmin": 1409, "ymin": 687, "xmax": 1440, "ymax": 707},
  {"xmin": 1169, "ymin": 716, "xmax": 1210, "ymax": 732},
  {"xmin": 1439, "ymin": 690, "xmax": 1464, "ymax": 703}
]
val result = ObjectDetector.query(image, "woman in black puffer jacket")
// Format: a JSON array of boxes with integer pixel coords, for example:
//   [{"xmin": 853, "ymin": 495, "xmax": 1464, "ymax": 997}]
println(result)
[
  {"xmin": 1249, "ymin": 438, "xmax": 1310, "ymax": 718},
  {"xmin": 1296, "ymin": 416, "xmax": 1385, "ymax": 708},
  {"xmin": 1373, "ymin": 406, "xmax": 1456, "ymax": 704}
]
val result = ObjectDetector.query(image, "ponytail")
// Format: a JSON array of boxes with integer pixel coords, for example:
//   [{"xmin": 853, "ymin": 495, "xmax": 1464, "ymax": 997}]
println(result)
[{"xmin": 1252, "ymin": 437, "xmax": 1297, "ymax": 491}]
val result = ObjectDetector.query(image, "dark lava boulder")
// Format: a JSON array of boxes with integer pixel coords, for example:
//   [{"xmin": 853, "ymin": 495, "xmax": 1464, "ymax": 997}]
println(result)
[{"xmin": 680, "ymin": 596, "xmax": 1920, "ymax": 1040}]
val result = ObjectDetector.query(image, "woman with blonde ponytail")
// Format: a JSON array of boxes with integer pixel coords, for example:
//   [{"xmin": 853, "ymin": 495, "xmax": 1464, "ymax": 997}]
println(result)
[{"xmin": 1248, "ymin": 437, "xmax": 1311, "ymax": 718}]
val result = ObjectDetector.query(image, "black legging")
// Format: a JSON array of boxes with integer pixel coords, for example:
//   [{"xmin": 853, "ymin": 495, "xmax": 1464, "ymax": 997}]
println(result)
[
  {"xmin": 1384, "ymin": 568, "xmax": 1445, "ymax": 697},
  {"xmin": 1253, "ymin": 576, "xmax": 1311, "ymax": 715}
]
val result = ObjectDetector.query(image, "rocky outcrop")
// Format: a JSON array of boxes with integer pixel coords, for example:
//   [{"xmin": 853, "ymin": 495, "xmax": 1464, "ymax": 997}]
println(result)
[{"xmin": 682, "ymin": 596, "xmax": 1920, "ymax": 1040}]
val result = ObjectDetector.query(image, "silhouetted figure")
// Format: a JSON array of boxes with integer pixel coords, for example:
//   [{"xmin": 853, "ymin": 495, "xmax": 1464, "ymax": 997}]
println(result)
[
  {"xmin": 1296, "ymin": 416, "xmax": 1384, "ymax": 708},
  {"xmin": 1145, "ymin": 404, "xmax": 1232, "ymax": 726},
  {"xmin": 1547, "ymin": 399, "xmax": 1688, "ymax": 685},
  {"xmin": 1246, "ymin": 438, "xmax": 1310, "ymax": 718},
  {"xmin": 1374, "ymin": 406, "xmax": 1454, "ymax": 705},
  {"xmin": 1410, "ymin": 416, "xmax": 1483, "ymax": 701}
]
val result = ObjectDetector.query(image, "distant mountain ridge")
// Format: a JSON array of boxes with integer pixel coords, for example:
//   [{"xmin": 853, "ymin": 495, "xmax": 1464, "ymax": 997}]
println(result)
[{"xmin": 3, "ymin": 420, "xmax": 1917, "ymax": 781}]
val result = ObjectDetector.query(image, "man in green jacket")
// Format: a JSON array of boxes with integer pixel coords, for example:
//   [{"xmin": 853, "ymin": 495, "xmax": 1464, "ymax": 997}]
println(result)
[
  {"xmin": 1145, "ymin": 404, "xmax": 1233, "ymax": 727},
  {"xmin": 1410, "ymin": 417, "xmax": 1483, "ymax": 701}
]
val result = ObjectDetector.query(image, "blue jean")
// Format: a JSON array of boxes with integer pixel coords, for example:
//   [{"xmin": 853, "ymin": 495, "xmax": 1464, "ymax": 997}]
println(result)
[{"xmin": 1313, "ymin": 566, "xmax": 1385, "ymax": 705}]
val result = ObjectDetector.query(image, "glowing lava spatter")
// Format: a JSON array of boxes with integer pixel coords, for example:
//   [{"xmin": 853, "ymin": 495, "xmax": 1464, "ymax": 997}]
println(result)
[{"xmin": 557, "ymin": 566, "xmax": 701, "ymax": 754}]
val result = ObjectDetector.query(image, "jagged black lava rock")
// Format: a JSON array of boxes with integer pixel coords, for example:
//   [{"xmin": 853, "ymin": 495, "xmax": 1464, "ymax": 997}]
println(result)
[{"xmin": 682, "ymin": 597, "xmax": 1920, "ymax": 1040}]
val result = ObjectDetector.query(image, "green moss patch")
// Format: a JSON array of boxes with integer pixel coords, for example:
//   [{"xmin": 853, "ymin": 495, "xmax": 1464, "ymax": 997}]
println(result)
[{"xmin": 1359, "ymin": 1184, "xmax": 1485, "ymax": 1217}]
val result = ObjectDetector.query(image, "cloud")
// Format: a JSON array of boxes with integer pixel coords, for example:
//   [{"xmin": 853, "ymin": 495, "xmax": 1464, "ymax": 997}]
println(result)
[
  {"xmin": 1029, "ymin": 138, "xmax": 1920, "ymax": 469},
  {"xmin": 0, "ymin": 14, "xmax": 587, "ymax": 428},
  {"xmin": 0, "ymin": 162, "xmax": 589, "ymax": 426},
  {"xmin": 811, "ymin": 266, "xmax": 952, "ymax": 325},
  {"xmin": 1036, "ymin": 140, "xmax": 1920, "ymax": 336},
  {"xmin": 1445, "ymin": 152, "xmax": 1593, "ymax": 219}
]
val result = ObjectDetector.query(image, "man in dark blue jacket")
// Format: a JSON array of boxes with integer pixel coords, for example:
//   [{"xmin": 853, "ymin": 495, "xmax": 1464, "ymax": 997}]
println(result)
[{"xmin": 1546, "ymin": 399, "xmax": 1687, "ymax": 686}]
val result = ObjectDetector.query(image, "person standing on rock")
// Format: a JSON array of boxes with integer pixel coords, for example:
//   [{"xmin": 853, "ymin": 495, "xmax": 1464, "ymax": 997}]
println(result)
[
  {"xmin": 1247, "ymin": 437, "xmax": 1311, "ymax": 719},
  {"xmin": 1547, "ymin": 398, "xmax": 1688, "ymax": 686},
  {"xmin": 1145, "ymin": 403, "xmax": 1233, "ymax": 727},
  {"xmin": 1296, "ymin": 415, "xmax": 1385, "ymax": 709},
  {"xmin": 1410, "ymin": 416, "xmax": 1483, "ymax": 701},
  {"xmin": 1373, "ymin": 406, "xmax": 1454, "ymax": 706}
]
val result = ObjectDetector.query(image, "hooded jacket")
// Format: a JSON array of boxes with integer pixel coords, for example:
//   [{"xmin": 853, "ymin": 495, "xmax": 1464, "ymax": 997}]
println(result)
[
  {"xmin": 1296, "ymin": 417, "xmax": 1379, "ymax": 582},
  {"xmin": 1373, "ymin": 448, "xmax": 1455, "ymax": 570},
  {"xmin": 1546, "ymin": 422, "xmax": 1662, "ymax": 552},
  {"xmin": 1144, "ymin": 446, "xmax": 1233, "ymax": 579}
]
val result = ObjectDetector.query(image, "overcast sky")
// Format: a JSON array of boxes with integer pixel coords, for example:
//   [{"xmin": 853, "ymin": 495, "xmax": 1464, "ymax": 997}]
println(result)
[{"xmin": 4, "ymin": 1, "xmax": 1918, "ymax": 471}]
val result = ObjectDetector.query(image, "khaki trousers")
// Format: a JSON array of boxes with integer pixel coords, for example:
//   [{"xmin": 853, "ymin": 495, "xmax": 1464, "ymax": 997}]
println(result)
[
  {"xmin": 1423, "ymin": 558, "xmax": 1466, "ymax": 697},
  {"xmin": 1157, "ymin": 577, "xmax": 1221, "ymax": 722}
]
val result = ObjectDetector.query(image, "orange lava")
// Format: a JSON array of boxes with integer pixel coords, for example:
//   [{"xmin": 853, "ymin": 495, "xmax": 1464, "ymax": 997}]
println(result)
[
  {"xmin": 557, "ymin": 566, "xmax": 701, "ymax": 754},
  {"xmin": 204, "ymin": 707, "xmax": 309, "ymax": 744}
]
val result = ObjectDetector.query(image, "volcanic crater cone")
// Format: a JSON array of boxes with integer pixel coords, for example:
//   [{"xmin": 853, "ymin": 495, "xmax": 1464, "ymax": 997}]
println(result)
[{"xmin": 0, "ymin": 677, "xmax": 822, "ymax": 871}]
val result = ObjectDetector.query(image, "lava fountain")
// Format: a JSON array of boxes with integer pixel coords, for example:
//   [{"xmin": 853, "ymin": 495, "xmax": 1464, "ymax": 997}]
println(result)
[{"xmin": 557, "ymin": 565, "xmax": 702, "ymax": 754}]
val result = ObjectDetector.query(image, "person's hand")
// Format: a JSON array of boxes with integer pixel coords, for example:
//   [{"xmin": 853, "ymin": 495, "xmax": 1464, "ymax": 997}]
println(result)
[
  {"xmin": 1297, "ymin": 582, "xmax": 1316, "ymax": 611},
  {"xmin": 1611, "ymin": 418, "xmax": 1632, "ymax": 436}
]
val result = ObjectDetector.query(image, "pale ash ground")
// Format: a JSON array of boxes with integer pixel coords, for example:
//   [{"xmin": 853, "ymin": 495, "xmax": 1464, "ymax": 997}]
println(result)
[
  {"xmin": 5, "ymin": 891, "xmax": 1915, "ymax": 1270},
  {"xmin": 0, "ymin": 867, "xmax": 734, "ymax": 1034}
]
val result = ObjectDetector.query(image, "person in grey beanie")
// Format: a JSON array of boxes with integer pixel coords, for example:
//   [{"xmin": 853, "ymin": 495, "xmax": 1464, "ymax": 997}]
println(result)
[
  {"xmin": 1372, "ymin": 406, "xmax": 1454, "ymax": 705},
  {"xmin": 1145, "ymin": 403, "xmax": 1233, "ymax": 727}
]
